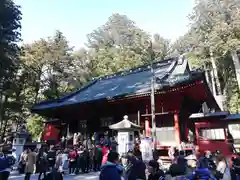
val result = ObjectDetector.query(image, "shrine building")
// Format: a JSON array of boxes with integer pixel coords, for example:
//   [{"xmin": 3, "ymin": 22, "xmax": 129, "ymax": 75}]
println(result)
[{"xmin": 32, "ymin": 56, "xmax": 220, "ymax": 148}]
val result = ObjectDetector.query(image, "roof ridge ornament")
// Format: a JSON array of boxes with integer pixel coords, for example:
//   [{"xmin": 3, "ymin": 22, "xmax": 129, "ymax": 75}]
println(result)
[
  {"xmin": 178, "ymin": 54, "xmax": 185, "ymax": 65},
  {"xmin": 123, "ymin": 115, "xmax": 128, "ymax": 120},
  {"xmin": 202, "ymin": 102, "xmax": 210, "ymax": 114}
]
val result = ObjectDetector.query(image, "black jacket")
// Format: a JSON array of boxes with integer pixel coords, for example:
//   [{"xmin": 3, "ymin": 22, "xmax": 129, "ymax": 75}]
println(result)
[{"xmin": 148, "ymin": 170, "xmax": 165, "ymax": 180}]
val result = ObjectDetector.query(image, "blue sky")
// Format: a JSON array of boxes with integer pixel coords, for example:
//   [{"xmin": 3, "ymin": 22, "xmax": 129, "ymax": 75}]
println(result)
[{"xmin": 15, "ymin": 0, "xmax": 194, "ymax": 49}]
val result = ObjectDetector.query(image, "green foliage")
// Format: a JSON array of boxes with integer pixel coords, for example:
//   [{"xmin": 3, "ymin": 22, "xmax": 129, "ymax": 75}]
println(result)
[
  {"xmin": 0, "ymin": 0, "xmax": 21, "ymax": 80},
  {"xmin": 85, "ymin": 13, "xmax": 170, "ymax": 77},
  {"xmin": 173, "ymin": 0, "xmax": 240, "ymax": 112},
  {"xmin": 18, "ymin": 31, "xmax": 78, "ymax": 136},
  {"xmin": 86, "ymin": 13, "xmax": 148, "ymax": 76},
  {"xmin": 27, "ymin": 115, "xmax": 44, "ymax": 140}
]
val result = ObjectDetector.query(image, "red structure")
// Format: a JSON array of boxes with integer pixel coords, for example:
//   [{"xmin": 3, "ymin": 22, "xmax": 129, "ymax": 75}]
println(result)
[
  {"xmin": 42, "ymin": 124, "xmax": 60, "ymax": 143},
  {"xmin": 32, "ymin": 56, "xmax": 221, "ymax": 150},
  {"xmin": 191, "ymin": 112, "xmax": 240, "ymax": 157}
]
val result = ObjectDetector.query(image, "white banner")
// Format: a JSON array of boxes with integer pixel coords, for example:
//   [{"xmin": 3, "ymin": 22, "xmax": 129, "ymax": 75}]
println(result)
[
  {"xmin": 140, "ymin": 137, "xmax": 153, "ymax": 162},
  {"xmin": 118, "ymin": 132, "xmax": 128, "ymax": 156}
]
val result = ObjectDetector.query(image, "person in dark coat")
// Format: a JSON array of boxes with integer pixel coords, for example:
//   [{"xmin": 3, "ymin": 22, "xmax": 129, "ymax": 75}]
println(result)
[
  {"xmin": 47, "ymin": 147, "xmax": 56, "ymax": 170},
  {"xmin": 82, "ymin": 148, "xmax": 90, "ymax": 173},
  {"xmin": 166, "ymin": 163, "xmax": 186, "ymax": 178},
  {"xmin": 133, "ymin": 144, "xmax": 142, "ymax": 160},
  {"xmin": 126, "ymin": 154, "xmax": 146, "ymax": 180},
  {"xmin": 37, "ymin": 148, "xmax": 47, "ymax": 180},
  {"xmin": 110, "ymin": 137, "xmax": 118, "ymax": 152},
  {"xmin": 100, "ymin": 151, "xmax": 122, "ymax": 180},
  {"xmin": 148, "ymin": 160, "xmax": 165, "ymax": 180},
  {"xmin": 93, "ymin": 144, "xmax": 102, "ymax": 171},
  {"xmin": 176, "ymin": 150, "xmax": 187, "ymax": 174},
  {"xmin": 0, "ymin": 152, "xmax": 11, "ymax": 180},
  {"xmin": 18, "ymin": 149, "xmax": 27, "ymax": 174}
]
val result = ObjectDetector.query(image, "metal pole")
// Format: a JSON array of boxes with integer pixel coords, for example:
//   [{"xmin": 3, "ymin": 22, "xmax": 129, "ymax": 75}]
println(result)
[
  {"xmin": 65, "ymin": 123, "xmax": 69, "ymax": 148},
  {"xmin": 148, "ymin": 41, "xmax": 157, "ymax": 148}
]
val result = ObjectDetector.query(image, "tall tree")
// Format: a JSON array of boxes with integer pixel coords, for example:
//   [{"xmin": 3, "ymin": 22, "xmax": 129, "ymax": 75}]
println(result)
[
  {"xmin": 42, "ymin": 30, "xmax": 74, "ymax": 99},
  {"xmin": 0, "ymin": 0, "xmax": 22, "ymax": 140},
  {"xmin": 174, "ymin": 0, "xmax": 240, "ymax": 112},
  {"xmin": 71, "ymin": 48, "xmax": 92, "ymax": 87},
  {"xmin": 20, "ymin": 31, "xmax": 89, "ymax": 139},
  {"xmin": 191, "ymin": 0, "xmax": 240, "ymax": 91},
  {"xmin": 86, "ymin": 13, "xmax": 151, "ymax": 77},
  {"xmin": 152, "ymin": 34, "xmax": 170, "ymax": 60}
]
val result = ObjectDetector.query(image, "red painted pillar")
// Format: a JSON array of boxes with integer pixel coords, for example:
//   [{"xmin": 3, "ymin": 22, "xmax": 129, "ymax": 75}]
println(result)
[
  {"xmin": 174, "ymin": 113, "xmax": 181, "ymax": 145},
  {"xmin": 195, "ymin": 123, "xmax": 200, "ymax": 154},
  {"xmin": 145, "ymin": 118, "xmax": 151, "ymax": 137},
  {"xmin": 145, "ymin": 105, "xmax": 151, "ymax": 137}
]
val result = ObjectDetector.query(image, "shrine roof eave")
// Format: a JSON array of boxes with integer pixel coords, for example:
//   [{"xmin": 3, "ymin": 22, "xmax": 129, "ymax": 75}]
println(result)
[
  {"xmin": 31, "ymin": 56, "xmax": 187, "ymax": 112},
  {"xmin": 224, "ymin": 113, "xmax": 240, "ymax": 120},
  {"xmin": 31, "ymin": 55, "xmax": 220, "ymax": 117},
  {"xmin": 222, "ymin": 114, "xmax": 240, "ymax": 123},
  {"xmin": 31, "ymin": 74, "xmax": 196, "ymax": 114},
  {"xmin": 32, "ymin": 71, "xmax": 219, "ymax": 118}
]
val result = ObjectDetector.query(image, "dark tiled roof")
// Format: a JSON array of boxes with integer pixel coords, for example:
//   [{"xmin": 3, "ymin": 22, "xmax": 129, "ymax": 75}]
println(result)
[
  {"xmin": 32, "ymin": 56, "xmax": 191, "ymax": 111},
  {"xmin": 189, "ymin": 111, "xmax": 229, "ymax": 119},
  {"xmin": 223, "ymin": 114, "xmax": 240, "ymax": 121}
]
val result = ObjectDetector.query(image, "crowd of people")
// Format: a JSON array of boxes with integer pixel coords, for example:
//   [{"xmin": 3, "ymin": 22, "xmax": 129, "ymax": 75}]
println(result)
[
  {"xmin": 1, "ymin": 133, "xmax": 240, "ymax": 180},
  {"xmin": 16, "ymin": 139, "xmax": 112, "ymax": 180},
  {"xmin": 99, "ymin": 148, "xmax": 239, "ymax": 180}
]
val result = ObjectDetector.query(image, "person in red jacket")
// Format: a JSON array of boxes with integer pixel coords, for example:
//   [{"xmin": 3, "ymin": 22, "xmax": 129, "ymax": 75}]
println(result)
[
  {"xmin": 69, "ymin": 149, "xmax": 77, "ymax": 174},
  {"xmin": 101, "ymin": 145, "xmax": 110, "ymax": 165}
]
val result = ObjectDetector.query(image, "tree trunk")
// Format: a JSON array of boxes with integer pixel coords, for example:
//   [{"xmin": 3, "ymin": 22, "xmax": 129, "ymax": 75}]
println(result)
[
  {"xmin": 210, "ymin": 51, "xmax": 222, "ymax": 95},
  {"xmin": 210, "ymin": 70, "xmax": 217, "ymax": 96},
  {"xmin": 0, "ymin": 95, "xmax": 8, "ymax": 142},
  {"xmin": 204, "ymin": 63, "xmax": 212, "ymax": 91},
  {"xmin": 0, "ymin": 92, "xmax": 3, "ymax": 139},
  {"xmin": 230, "ymin": 50, "xmax": 240, "ymax": 92},
  {"xmin": 34, "ymin": 72, "xmax": 42, "ymax": 104}
]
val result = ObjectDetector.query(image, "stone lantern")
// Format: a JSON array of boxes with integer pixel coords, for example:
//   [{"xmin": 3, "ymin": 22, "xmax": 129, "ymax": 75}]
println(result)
[
  {"xmin": 109, "ymin": 115, "xmax": 142, "ymax": 156},
  {"xmin": 12, "ymin": 125, "xmax": 30, "ymax": 161}
]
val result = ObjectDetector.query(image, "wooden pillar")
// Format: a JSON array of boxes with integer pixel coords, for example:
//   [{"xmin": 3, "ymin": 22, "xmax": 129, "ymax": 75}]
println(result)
[{"xmin": 174, "ymin": 113, "xmax": 181, "ymax": 145}]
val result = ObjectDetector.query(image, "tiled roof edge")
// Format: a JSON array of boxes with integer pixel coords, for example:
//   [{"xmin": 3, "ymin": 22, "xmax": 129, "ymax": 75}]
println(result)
[
  {"xmin": 31, "ymin": 57, "xmax": 181, "ymax": 110},
  {"xmin": 95, "ymin": 57, "xmax": 178, "ymax": 81},
  {"xmin": 31, "ymin": 79, "xmax": 99, "ymax": 109}
]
